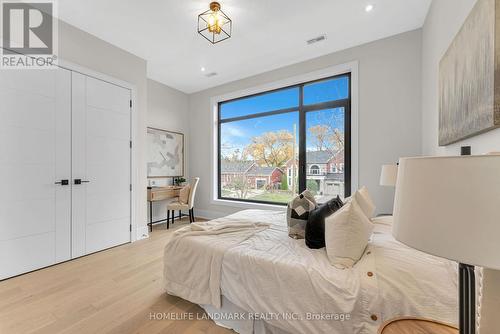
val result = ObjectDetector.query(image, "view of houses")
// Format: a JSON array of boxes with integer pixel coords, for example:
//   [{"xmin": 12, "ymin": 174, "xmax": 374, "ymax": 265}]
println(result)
[
  {"xmin": 220, "ymin": 148, "xmax": 345, "ymax": 204},
  {"xmin": 220, "ymin": 105, "xmax": 346, "ymax": 204}
]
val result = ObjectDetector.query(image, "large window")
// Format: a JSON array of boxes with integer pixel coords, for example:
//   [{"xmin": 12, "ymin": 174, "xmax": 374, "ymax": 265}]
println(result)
[{"xmin": 218, "ymin": 73, "xmax": 351, "ymax": 205}]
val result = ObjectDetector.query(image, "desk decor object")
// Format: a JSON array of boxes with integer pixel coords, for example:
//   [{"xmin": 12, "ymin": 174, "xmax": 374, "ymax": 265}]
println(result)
[
  {"xmin": 147, "ymin": 127, "xmax": 184, "ymax": 178},
  {"xmin": 393, "ymin": 155, "xmax": 500, "ymax": 334},
  {"xmin": 439, "ymin": 0, "xmax": 500, "ymax": 146}
]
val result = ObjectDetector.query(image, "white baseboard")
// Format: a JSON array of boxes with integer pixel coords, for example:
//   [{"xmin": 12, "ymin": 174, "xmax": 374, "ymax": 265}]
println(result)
[{"xmin": 135, "ymin": 226, "xmax": 149, "ymax": 241}]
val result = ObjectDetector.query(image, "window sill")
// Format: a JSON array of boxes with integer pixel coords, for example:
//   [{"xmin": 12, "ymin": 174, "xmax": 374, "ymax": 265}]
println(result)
[{"xmin": 211, "ymin": 198, "xmax": 287, "ymax": 211}]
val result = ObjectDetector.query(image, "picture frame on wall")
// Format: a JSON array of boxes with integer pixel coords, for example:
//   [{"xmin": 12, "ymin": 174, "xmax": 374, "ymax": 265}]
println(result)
[
  {"xmin": 439, "ymin": 0, "xmax": 500, "ymax": 146},
  {"xmin": 146, "ymin": 127, "xmax": 184, "ymax": 178}
]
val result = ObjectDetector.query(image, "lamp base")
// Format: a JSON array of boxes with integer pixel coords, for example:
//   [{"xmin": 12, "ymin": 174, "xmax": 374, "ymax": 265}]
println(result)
[{"xmin": 459, "ymin": 263, "xmax": 476, "ymax": 334}]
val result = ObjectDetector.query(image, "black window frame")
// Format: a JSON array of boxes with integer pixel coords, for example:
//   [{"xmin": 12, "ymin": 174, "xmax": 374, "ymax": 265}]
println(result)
[{"xmin": 217, "ymin": 72, "xmax": 351, "ymax": 206}]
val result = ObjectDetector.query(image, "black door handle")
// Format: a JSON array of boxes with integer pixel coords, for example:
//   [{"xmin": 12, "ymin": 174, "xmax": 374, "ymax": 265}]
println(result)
[
  {"xmin": 55, "ymin": 179, "xmax": 69, "ymax": 186},
  {"xmin": 74, "ymin": 179, "xmax": 90, "ymax": 185}
]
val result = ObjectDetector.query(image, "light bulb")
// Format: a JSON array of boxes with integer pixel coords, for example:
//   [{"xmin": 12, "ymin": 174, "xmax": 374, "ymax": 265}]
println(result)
[
  {"xmin": 208, "ymin": 14, "xmax": 217, "ymax": 26},
  {"xmin": 207, "ymin": 12, "xmax": 222, "ymax": 34}
]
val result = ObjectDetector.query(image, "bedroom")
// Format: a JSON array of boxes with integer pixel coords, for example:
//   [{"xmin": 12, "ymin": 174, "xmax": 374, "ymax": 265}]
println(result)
[{"xmin": 1, "ymin": 0, "xmax": 500, "ymax": 333}]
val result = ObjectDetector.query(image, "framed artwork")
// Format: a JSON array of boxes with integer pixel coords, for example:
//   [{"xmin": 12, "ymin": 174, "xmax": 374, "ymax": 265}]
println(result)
[
  {"xmin": 439, "ymin": 0, "xmax": 500, "ymax": 146},
  {"xmin": 147, "ymin": 127, "xmax": 184, "ymax": 178}
]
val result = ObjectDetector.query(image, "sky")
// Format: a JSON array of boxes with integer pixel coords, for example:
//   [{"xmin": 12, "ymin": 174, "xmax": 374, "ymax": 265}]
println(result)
[{"xmin": 220, "ymin": 76, "xmax": 349, "ymax": 158}]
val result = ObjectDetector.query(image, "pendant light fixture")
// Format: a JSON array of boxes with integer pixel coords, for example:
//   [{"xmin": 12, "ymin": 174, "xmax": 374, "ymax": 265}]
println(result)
[{"xmin": 198, "ymin": 2, "xmax": 232, "ymax": 44}]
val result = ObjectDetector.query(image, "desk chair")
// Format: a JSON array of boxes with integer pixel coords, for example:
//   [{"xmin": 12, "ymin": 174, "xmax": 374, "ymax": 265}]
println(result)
[{"xmin": 167, "ymin": 177, "xmax": 199, "ymax": 225}]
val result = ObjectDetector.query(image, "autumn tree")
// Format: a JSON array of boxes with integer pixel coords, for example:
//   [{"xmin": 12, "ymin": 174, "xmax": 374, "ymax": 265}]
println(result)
[
  {"xmin": 244, "ymin": 130, "xmax": 294, "ymax": 167},
  {"xmin": 308, "ymin": 124, "xmax": 344, "ymax": 154}
]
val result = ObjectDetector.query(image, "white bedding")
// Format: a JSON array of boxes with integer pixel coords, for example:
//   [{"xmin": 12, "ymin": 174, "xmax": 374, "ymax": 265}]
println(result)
[
  {"xmin": 163, "ymin": 210, "xmax": 275, "ymax": 307},
  {"xmin": 164, "ymin": 210, "xmax": 458, "ymax": 334}
]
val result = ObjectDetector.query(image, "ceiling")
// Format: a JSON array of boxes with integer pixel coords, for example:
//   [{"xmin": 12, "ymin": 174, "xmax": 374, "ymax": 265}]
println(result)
[{"xmin": 58, "ymin": 0, "xmax": 432, "ymax": 93}]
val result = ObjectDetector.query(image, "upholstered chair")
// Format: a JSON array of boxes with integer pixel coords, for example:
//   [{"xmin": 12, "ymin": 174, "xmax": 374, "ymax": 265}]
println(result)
[{"xmin": 166, "ymin": 177, "xmax": 200, "ymax": 225}]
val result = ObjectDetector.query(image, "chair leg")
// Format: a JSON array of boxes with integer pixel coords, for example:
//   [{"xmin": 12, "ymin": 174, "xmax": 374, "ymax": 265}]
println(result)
[
  {"xmin": 189, "ymin": 209, "xmax": 193, "ymax": 223},
  {"xmin": 191, "ymin": 208, "xmax": 195, "ymax": 222},
  {"xmin": 171, "ymin": 210, "xmax": 174, "ymax": 224},
  {"xmin": 167, "ymin": 210, "xmax": 170, "ymax": 229},
  {"xmin": 179, "ymin": 210, "xmax": 181, "ymax": 220}
]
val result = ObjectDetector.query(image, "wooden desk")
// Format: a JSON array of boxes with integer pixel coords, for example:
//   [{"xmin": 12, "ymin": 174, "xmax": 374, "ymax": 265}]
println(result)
[
  {"xmin": 147, "ymin": 186, "xmax": 181, "ymax": 201},
  {"xmin": 379, "ymin": 317, "xmax": 458, "ymax": 334},
  {"xmin": 147, "ymin": 186, "xmax": 182, "ymax": 231}
]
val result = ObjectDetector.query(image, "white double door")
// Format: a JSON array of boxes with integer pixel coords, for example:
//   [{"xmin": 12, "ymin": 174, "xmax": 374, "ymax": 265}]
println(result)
[{"xmin": 0, "ymin": 68, "xmax": 131, "ymax": 280}]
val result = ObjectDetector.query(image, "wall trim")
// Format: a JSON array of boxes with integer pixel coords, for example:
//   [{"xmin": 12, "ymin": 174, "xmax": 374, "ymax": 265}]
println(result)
[{"xmin": 209, "ymin": 61, "xmax": 359, "ymax": 209}]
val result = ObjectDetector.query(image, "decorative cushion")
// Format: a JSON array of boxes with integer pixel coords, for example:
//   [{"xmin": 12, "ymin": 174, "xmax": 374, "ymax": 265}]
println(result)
[
  {"xmin": 305, "ymin": 196, "xmax": 343, "ymax": 249},
  {"xmin": 286, "ymin": 190, "xmax": 317, "ymax": 239},
  {"xmin": 354, "ymin": 186, "xmax": 376, "ymax": 218},
  {"xmin": 325, "ymin": 199, "xmax": 374, "ymax": 269},
  {"xmin": 179, "ymin": 184, "xmax": 190, "ymax": 204}
]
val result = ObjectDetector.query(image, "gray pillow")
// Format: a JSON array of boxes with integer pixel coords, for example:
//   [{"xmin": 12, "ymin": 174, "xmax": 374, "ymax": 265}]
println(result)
[{"xmin": 286, "ymin": 190, "xmax": 317, "ymax": 239}]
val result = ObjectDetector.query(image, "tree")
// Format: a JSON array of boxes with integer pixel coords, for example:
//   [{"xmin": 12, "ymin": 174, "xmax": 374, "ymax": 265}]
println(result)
[
  {"xmin": 307, "ymin": 180, "xmax": 319, "ymax": 195},
  {"xmin": 244, "ymin": 131, "xmax": 294, "ymax": 167},
  {"xmin": 221, "ymin": 146, "xmax": 249, "ymax": 162},
  {"xmin": 281, "ymin": 173, "xmax": 288, "ymax": 191},
  {"xmin": 228, "ymin": 174, "xmax": 250, "ymax": 199},
  {"xmin": 308, "ymin": 108, "xmax": 345, "ymax": 155},
  {"xmin": 309, "ymin": 124, "xmax": 344, "ymax": 154},
  {"xmin": 309, "ymin": 125, "xmax": 329, "ymax": 151}
]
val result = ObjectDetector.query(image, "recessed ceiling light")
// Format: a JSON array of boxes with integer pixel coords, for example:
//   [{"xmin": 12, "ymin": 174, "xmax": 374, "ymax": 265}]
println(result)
[
  {"xmin": 201, "ymin": 67, "xmax": 206, "ymax": 72},
  {"xmin": 365, "ymin": 4, "xmax": 374, "ymax": 12}
]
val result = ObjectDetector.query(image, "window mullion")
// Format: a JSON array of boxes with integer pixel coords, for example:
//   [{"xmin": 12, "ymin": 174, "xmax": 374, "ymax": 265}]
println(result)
[{"xmin": 298, "ymin": 85, "xmax": 306, "ymax": 193}]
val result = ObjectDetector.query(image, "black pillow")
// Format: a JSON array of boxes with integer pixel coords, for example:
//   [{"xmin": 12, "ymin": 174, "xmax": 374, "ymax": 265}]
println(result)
[{"xmin": 305, "ymin": 196, "xmax": 343, "ymax": 249}]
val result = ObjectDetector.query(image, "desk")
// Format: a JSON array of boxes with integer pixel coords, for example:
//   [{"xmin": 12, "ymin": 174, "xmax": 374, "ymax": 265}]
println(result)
[{"xmin": 147, "ymin": 186, "xmax": 183, "ymax": 231}]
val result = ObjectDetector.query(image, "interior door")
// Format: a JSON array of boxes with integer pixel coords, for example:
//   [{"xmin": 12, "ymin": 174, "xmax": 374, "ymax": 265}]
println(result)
[
  {"xmin": 71, "ymin": 73, "xmax": 131, "ymax": 257},
  {"xmin": 0, "ymin": 69, "xmax": 72, "ymax": 280}
]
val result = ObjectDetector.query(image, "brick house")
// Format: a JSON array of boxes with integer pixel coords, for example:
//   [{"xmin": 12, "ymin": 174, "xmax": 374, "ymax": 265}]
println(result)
[
  {"xmin": 284, "ymin": 150, "xmax": 345, "ymax": 197},
  {"xmin": 220, "ymin": 160, "xmax": 284, "ymax": 190},
  {"xmin": 246, "ymin": 165, "xmax": 284, "ymax": 189}
]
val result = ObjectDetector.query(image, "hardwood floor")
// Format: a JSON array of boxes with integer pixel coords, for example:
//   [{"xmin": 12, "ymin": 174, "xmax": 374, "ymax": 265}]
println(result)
[{"xmin": 0, "ymin": 218, "xmax": 234, "ymax": 334}]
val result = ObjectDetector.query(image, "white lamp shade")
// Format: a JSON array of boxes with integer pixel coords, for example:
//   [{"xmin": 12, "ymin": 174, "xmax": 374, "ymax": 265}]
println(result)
[
  {"xmin": 380, "ymin": 164, "xmax": 398, "ymax": 186},
  {"xmin": 393, "ymin": 155, "xmax": 500, "ymax": 270}
]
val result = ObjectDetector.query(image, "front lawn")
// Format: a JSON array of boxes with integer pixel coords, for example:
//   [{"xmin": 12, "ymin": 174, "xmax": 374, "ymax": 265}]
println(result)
[{"xmin": 249, "ymin": 191, "xmax": 295, "ymax": 204}]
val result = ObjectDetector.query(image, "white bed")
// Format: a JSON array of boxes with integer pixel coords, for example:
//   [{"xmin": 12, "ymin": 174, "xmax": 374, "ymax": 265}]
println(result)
[{"xmin": 163, "ymin": 209, "xmax": 458, "ymax": 334}]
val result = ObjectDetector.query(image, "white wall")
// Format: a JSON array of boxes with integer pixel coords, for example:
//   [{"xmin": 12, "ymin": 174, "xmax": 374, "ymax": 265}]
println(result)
[
  {"xmin": 58, "ymin": 20, "xmax": 195, "ymax": 234},
  {"xmin": 147, "ymin": 79, "xmax": 190, "ymax": 222},
  {"xmin": 422, "ymin": 0, "xmax": 500, "ymax": 156},
  {"xmin": 58, "ymin": 20, "xmax": 149, "ymax": 238},
  {"xmin": 189, "ymin": 30, "xmax": 423, "ymax": 219}
]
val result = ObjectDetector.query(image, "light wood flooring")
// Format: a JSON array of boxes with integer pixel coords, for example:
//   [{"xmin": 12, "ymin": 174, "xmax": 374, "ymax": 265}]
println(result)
[{"xmin": 0, "ymin": 218, "xmax": 234, "ymax": 334}]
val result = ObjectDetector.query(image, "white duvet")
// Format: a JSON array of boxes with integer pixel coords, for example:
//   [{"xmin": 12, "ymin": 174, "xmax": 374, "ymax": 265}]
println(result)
[{"xmin": 164, "ymin": 210, "xmax": 458, "ymax": 334}]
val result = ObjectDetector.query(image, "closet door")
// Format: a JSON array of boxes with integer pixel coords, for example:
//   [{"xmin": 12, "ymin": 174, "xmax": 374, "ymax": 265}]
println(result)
[
  {"xmin": 0, "ymin": 69, "xmax": 72, "ymax": 280},
  {"xmin": 71, "ymin": 73, "xmax": 131, "ymax": 257}
]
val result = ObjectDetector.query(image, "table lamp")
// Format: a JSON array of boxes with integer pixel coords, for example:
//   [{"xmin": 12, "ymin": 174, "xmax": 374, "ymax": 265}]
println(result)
[
  {"xmin": 392, "ymin": 155, "xmax": 500, "ymax": 334},
  {"xmin": 380, "ymin": 164, "xmax": 398, "ymax": 187}
]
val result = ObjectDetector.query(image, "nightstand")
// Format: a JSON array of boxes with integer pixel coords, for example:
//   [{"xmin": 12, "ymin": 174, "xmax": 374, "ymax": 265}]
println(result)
[{"xmin": 378, "ymin": 317, "xmax": 458, "ymax": 334}]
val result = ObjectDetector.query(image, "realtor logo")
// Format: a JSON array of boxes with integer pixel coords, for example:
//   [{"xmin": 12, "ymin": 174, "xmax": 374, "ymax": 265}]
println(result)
[{"xmin": 1, "ymin": 1, "xmax": 58, "ymax": 68}]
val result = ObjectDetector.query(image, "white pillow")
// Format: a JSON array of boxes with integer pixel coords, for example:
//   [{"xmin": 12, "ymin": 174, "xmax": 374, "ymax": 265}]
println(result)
[
  {"xmin": 354, "ymin": 186, "xmax": 376, "ymax": 218},
  {"xmin": 325, "ymin": 199, "xmax": 374, "ymax": 269}
]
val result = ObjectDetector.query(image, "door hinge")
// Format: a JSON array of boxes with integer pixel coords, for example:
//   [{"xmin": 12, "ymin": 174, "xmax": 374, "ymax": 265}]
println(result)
[
  {"xmin": 129, "ymin": 140, "xmax": 132, "ymax": 149},
  {"xmin": 130, "ymin": 184, "xmax": 132, "ymax": 191},
  {"xmin": 130, "ymin": 100, "xmax": 132, "ymax": 108},
  {"xmin": 129, "ymin": 224, "xmax": 132, "ymax": 232}
]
